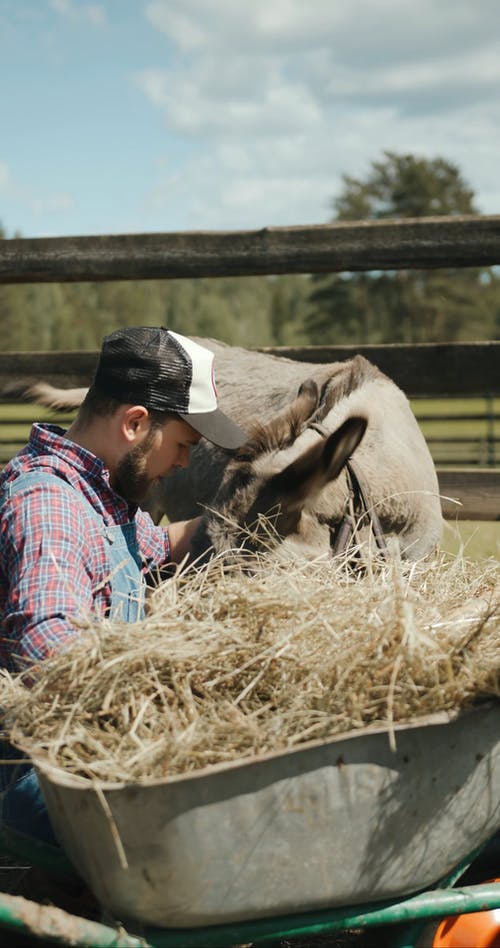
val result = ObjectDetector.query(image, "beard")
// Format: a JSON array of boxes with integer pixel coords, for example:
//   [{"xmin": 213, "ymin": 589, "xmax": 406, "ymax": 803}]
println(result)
[{"xmin": 114, "ymin": 439, "xmax": 157, "ymax": 507}]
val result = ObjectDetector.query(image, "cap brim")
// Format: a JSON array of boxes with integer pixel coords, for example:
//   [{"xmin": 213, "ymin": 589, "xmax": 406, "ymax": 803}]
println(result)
[{"xmin": 179, "ymin": 409, "xmax": 247, "ymax": 450}]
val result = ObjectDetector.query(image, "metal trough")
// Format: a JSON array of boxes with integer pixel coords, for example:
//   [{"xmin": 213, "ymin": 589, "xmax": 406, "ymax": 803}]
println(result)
[{"xmin": 36, "ymin": 703, "xmax": 500, "ymax": 928}]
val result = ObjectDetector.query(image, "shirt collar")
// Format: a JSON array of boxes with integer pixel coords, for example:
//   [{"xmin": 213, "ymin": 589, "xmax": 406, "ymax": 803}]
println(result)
[
  {"xmin": 27, "ymin": 424, "xmax": 140, "ymax": 518},
  {"xmin": 30, "ymin": 423, "xmax": 111, "ymax": 482}
]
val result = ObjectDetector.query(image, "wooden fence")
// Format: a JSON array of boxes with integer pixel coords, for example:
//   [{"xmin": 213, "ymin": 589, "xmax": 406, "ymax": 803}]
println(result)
[{"xmin": 0, "ymin": 217, "xmax": 499, "ymax": 521}]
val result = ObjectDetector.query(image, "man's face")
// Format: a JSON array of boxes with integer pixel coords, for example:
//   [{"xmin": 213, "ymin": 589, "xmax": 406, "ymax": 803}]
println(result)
[{"xmin": 115, "ymin": 418, "xmax": 201, "ymax": 506}]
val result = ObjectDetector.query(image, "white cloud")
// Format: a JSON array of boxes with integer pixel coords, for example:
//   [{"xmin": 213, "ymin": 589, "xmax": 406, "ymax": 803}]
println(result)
[
  {"xmin": 137, "ymin": 64, "xmax": 321, "ymax": 137},
  {"xmin": 137, "ymin": 0, "xmax": 500, "ymax": 228},
  {"xmin": 145, "ymin": 0, "xmax": 344, "ymax": 52},
  {"xmin": 140, "ymin": 92, "xmax": 500, "ymax": 229},
  {"xmin": 85, "ymin": 5, "xmax": 107, "ymax": 27},
  {"xmin": 145, "ymin": 0, "xmax": 500, "ymax": 60},
  {"xmin": 50, "ymin": 0, "xmax": 72, "ymax": 15},
  {"xmin": 142, "ymin": 0, "xmax": 500, "ymax": 122}
]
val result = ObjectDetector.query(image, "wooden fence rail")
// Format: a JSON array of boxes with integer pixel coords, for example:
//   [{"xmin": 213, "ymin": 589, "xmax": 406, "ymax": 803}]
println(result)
[
  {"xmin": 0, "ymin": 342, "xmax": 498, "ymax": 396},
  {"xmin": 1, "ymin": 215, "xmax": 500, "ymax": 283}
]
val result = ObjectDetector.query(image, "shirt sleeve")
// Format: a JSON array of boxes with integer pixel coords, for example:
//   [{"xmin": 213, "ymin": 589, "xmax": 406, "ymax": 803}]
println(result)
[
  {"xmin": 0, "ymin": 482, "xmax": 98, "ymax": 670},
  {"xmin": 134, "ymin": 508, "xmax": 171, "ymax": 570}
]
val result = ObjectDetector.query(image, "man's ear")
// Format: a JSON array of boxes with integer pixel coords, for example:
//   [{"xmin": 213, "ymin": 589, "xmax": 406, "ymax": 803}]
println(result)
[{"xmin": 121, "ymin": 405, "xmax": 150, "ymax": 443}]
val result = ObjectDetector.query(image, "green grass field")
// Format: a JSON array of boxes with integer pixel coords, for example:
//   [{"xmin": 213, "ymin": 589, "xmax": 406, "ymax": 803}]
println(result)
[
  {"xmin": 0, "ymin": 404, "xmax": 75, "ymax": 463},
  {"xmin": 441, "ymin": 520, "xmax": 499, "ymax": 559},
  {"xmin": 1, "ymin": 398, "xmax": 498, "ymax": 462},
  {"xmin": 1, "ymin": 400, "xmax": 498, "ymax": 560},
  {"xmin": 411, "ymin": 396, "xmax": 500, "ymax": 467}
]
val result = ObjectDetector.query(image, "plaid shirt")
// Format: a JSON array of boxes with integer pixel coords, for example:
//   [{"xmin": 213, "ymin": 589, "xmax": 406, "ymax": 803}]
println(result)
[{"xmin": 0, "ymin": 424, "xmax": 171, "ymax": 673}]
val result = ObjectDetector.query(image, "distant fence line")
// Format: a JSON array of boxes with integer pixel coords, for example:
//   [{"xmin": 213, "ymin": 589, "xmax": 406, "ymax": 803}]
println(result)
[{"xmin": 0, "ymin": 341, "xmax": 498, "ymax": 396}]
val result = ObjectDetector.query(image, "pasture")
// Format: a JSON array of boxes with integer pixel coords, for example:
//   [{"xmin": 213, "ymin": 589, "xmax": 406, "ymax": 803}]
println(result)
[
  {"xmin": 0, "ymin": 403, "xmax": 76, "ymax": 465},
  {"xmin": 414, "ymin": 395, "xmax": 500, "ymax": 467}
]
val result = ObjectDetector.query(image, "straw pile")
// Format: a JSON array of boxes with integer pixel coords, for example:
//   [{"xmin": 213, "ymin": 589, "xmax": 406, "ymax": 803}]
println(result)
[{"xmin": 0, "ymin": 542, "xmax": 498, "ymax": 785}]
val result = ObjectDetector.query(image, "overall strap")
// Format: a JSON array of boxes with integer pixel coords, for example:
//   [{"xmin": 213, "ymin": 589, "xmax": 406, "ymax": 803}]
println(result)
[{"xmin": 4, "ymin": 470, "xmax": 145, "ymax": 621}]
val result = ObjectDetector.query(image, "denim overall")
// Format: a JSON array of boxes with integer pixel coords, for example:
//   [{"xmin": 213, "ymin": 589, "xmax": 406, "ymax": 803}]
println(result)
[{"xmin": 0, "ymin": 471, "xmax": 146, "ymax": 845}]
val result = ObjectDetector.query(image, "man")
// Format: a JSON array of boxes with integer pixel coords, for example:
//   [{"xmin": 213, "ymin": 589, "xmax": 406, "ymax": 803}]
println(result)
[{"xmin": 0, "ymin": 326, "xmax": 246, "ymax": 846}]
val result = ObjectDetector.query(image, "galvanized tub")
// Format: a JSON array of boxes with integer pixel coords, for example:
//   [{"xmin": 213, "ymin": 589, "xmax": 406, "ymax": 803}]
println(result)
[{"xmin": 36, "ymin": 702, "xmax": 500, "ymax": 928}]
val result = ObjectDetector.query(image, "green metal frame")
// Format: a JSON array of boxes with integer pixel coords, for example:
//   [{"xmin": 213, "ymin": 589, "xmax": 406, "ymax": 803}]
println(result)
[{"xmin": 0, "ymin": 827, "xmax": 498, "ymax": 948}]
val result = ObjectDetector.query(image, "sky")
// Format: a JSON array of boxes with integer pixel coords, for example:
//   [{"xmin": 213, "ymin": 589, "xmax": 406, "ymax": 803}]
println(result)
[{"xmin": 1, "ymin": 0, "xmax": 500, "ymax": 238}]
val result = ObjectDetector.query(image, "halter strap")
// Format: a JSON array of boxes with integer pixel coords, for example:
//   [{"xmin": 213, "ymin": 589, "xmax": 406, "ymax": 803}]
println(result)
[{"xmin": 307, "ymin": 422, "xmax": 387, "ymax": 557}]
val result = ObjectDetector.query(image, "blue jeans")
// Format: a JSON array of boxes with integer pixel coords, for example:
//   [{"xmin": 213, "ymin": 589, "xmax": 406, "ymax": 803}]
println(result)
[{"xmin": 1, "ymin": 764, "xmax": 59, "ymax": 847}]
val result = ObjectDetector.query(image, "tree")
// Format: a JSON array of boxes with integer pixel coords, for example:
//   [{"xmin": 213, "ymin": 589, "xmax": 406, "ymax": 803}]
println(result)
[
  {"xmin": 269, "ymin": 275, "xmax": 311, "ymax": 345},
  {"xmin": 306, "ymin": 152, "xmax": 498, "ymax": 344},
  {"xmin": 334, "ymin": 152, "xmax": 477, "ymax": 220}
]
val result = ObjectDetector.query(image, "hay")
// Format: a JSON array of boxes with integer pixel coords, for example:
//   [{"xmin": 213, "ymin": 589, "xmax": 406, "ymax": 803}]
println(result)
[{"xmin": 0, "ymin": 542, "xmax": 498, "ymax": 785}]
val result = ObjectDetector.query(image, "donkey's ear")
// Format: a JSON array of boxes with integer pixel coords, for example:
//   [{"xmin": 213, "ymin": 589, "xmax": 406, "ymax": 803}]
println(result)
[
  {"xmin": 272, "ymin": 415, "xmax": 367, "ymax": 508},
  {"xmin": 322, "ymin": 416, "xmax": 367, "ymax": 481}
]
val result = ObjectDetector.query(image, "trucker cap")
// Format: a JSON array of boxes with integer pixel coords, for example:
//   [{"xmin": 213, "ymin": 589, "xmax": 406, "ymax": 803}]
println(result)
[{"xmin": 93, "ymin": 326, "xmax": 247, "ymax": 450}]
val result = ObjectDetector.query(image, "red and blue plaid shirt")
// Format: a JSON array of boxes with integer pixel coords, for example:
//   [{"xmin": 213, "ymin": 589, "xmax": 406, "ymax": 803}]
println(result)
[{"xmin": 0, "ymin": 424, "xmax": 171, "ymax": 673}]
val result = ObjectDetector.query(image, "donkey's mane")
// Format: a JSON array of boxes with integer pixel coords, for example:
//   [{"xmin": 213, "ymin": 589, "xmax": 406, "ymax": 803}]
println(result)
[
  {"xmin": 237, "ymin": 357, "xmax": 382, "ymax": 462},
  {"xmin": 314, "ymin": 356, "xmax": 382, "ymax": 421},
  {"xmin": 236, "ymin": 409, "xmax": 306, "ymax": 461},
  {"xmin": 237, "ymin": 379, "xmax": 322, "ymax": 461}
]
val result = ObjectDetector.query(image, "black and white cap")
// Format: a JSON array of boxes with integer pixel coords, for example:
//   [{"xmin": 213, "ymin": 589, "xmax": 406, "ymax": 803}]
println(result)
[{"xmin": 93, "ymin": 326, "xmax": 247, "ymax": 450}]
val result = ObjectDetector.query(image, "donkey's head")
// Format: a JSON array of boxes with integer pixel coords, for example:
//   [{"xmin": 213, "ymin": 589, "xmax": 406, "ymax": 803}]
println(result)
[{"xmin": 190, "ymin": 379, "xmax": 367, "ymax": 564}]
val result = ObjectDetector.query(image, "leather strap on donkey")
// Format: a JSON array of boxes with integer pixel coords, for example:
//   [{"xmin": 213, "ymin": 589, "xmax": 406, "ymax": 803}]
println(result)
[
  {"xmin": 329, "ymin": 460, "xmax": 387, "ymax": 557},
  {"xmin": 308, "ymin": 421, "xmax": 387, "ymax": 558}
]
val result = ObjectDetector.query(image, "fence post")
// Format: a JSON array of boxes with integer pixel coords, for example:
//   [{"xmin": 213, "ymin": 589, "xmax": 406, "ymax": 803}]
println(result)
[{"xmin": 486, "ymin": 392, "xmax": 496, "ymax": 467}]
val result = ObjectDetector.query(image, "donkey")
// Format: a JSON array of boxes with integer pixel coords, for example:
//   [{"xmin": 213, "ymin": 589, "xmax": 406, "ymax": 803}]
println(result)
[
  {"xmin": 3, "ymin": 339, "xmax": 443, "ymax": 558},
  {"xmin": 189, "ymin": 355, "xmax": 443, "ymax": 563}
]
